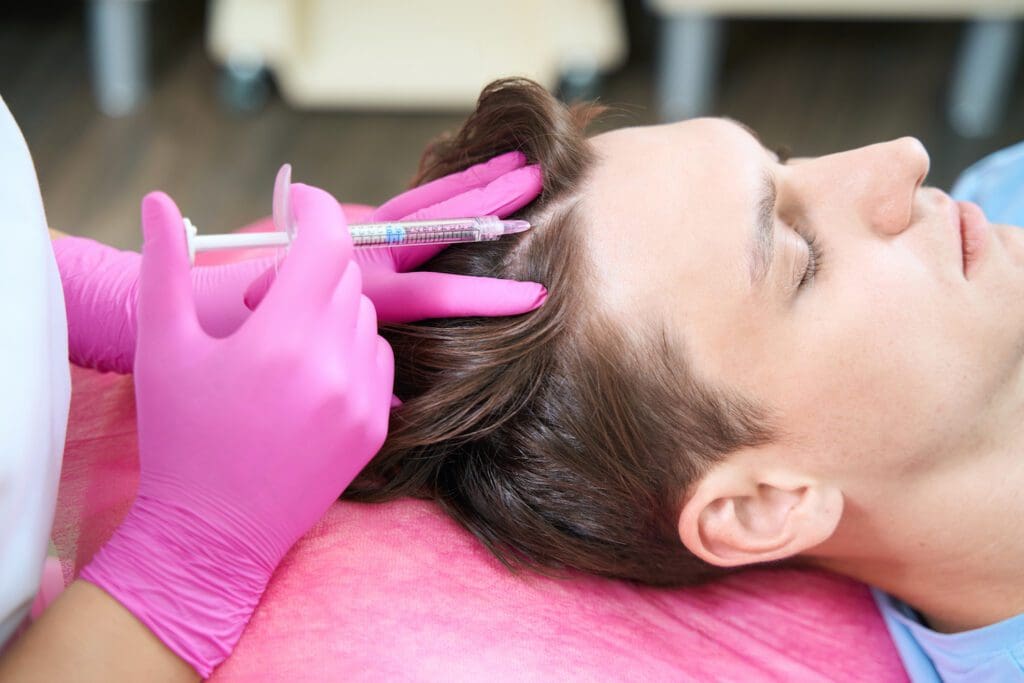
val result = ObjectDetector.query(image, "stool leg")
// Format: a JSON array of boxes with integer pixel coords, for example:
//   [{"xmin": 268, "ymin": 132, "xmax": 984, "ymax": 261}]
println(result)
[
  {"xmin": 948, "ymin": 18, "xmax": 1021, "ymax": 138},
  {"xmin": 657, "ymin": 12, "xmax": 723, "ymax": 122},
  {"xmin": 88, "ymin": 0, "xmax": 149, "ymax": 117}
]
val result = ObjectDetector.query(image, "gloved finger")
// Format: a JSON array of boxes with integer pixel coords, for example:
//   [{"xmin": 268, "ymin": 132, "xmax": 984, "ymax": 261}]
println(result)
[
  {"xmin": 322, "ymin": 261, "xmax": 364, "ymax": 350},
  {"xmin": 368, "ymin": 270, "xmax": 547, "ymax": 323},
  {"xmin": 398, "ymin": 164, "xmax": 543, "ymax": 222},
  {"xmin": 350, "ymin": 294, "xmax": 378, "ymax": 371},
  {"xmin": 242, "ymin": 265, "xmax": 275, "ymax": 311},
  {"xmin": 385, "ymin": 164, "xmax": 543, "ymax": 272},
  {"xmin": 373, "ymin": 335, "xmax": 396, "ymax": 440},
  {"xmin": 259, "ymin": 183, "xmax": 352, "ymax": 312},
  {"xmin": 335, "ymin": 297, "xmax": 387, "ymax": 479},
  {"xmin": 376, "ymin": 335, "xmax": 395, "ymax": 399},
  {"xmin": 193, "ymin": 256, "xmax": 276, "ymax": 337},
  {"xmin": 372, "ymin": 151, "xmax": 526, "ymax": 221},
  {"xmin": 137, "ymin": 191, "xmax": 202, "ymax": 344}
]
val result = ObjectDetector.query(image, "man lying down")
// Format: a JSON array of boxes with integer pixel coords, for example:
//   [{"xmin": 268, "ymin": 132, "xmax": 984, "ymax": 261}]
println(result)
[{"xmin": 54, "ymin": 78, "xmax": 1024, "ymax": 682}]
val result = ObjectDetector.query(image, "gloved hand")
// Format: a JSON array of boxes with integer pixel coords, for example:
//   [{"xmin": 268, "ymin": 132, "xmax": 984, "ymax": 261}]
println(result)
[
  {"xmin": 80, "ymin": 186, "xmax": 393, "ymax": 678},
  {"xmin": 55, "ymin": 151, "xmax": 544, "ymax": 374},
  {"xmin": 244, "ymin": 150, "xmax": 546, "ymax": 322},
  {"xmin": 54, "ymin": 236, "xmax": 274, "ymax": 373}
]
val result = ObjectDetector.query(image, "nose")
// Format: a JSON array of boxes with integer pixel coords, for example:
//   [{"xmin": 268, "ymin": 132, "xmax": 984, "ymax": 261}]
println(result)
[{"xmin": 803, "ymin": 137, "xmax": 930, "ymax": 237}]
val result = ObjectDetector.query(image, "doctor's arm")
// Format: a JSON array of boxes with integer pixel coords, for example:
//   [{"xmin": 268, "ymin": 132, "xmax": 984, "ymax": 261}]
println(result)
[{"xmin": 0, "ymin": 581, "xmax": 197, "ymax": 682}]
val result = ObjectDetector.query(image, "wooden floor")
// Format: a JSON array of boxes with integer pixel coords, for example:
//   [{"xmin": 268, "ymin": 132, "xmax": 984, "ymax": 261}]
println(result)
[{"xmin": 1, "ymin": 4, "xmax": 1021, "ymax": 249}]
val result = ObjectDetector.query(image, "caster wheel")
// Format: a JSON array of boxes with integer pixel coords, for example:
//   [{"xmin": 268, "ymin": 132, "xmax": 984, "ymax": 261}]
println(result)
[
  {"xmin": 557, "ymin": 62, "xmax": 602, "ymax": 103},
  {"xmin": 219, "ymin": 59, "xmax": 270, "ymax": 113}
]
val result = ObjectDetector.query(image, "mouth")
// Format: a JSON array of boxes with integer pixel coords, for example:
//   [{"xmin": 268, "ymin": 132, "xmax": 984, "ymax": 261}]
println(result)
[{"xmin": 955, "ymin": 198, "xmax": 990, "ymax": 279}]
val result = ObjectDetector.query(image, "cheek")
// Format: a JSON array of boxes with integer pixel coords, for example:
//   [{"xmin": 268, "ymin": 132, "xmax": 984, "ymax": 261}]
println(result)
[{"xmin": 783, "ymin": 258, "xmax": 983, "ymax": 469}]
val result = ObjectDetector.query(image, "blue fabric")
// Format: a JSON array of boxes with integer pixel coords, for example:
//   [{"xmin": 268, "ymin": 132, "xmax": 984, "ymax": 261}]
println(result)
[
  {"xmin": 872, "ymin": 142, "xmax": 1024, "ymax": 682},
  {"xmin": 873, "ymin": 590, "xmax": 1024, "ymax": 682},
  {"xmin": 950, "ymin": 140, "xmax": 1024, "ymax": 222}
]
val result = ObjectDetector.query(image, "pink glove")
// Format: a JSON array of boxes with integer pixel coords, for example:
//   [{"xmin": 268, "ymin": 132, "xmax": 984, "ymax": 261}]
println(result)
[
  {"xmin": 80, "ymin": 186, "xmax": 393, "ymax": 677},
  {"xmin": 54, "ymin": 236, "xmax": 274, "ymax": 373},
  {"xmin": 55, "ymin": 152, "xmax": 542, "ymax": 374},
  {"xmin": 245, "ymin": 151, "xmax": 546, "ymax": 322}
]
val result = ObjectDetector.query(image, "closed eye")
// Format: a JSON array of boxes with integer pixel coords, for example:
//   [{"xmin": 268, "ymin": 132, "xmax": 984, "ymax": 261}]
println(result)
[
  {"xmin": 771, "ymin": 144, "xmax": 819, "ymax": 288},
  {"xmin": 797, "ymin": 227, "xmax": 823, "ymax": 288}
]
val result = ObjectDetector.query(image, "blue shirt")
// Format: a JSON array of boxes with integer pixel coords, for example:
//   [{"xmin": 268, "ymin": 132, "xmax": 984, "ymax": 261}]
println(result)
[
  {"xmin": 871, "ymin": 141, "xmax": 1024, "ymax": 682},
  {"xmin": 873, "ymin": 590, "xmax": 1024, "ymax": 682}
]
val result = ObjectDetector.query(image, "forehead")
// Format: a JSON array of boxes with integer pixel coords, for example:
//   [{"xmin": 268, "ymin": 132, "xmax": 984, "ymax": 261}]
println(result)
[{"xmin": 578, "ymin": 118, "xmax": 764, "ymax": 332}]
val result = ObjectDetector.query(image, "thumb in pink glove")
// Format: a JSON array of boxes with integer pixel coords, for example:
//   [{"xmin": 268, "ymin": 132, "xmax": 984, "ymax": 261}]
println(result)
[
  {"xmin": 80, "ymin": 186, "xmax": 393, "ymax": 677},
  {"xmin": 245, "ymin": 151, "xmax": 547, "ymax": 323}
]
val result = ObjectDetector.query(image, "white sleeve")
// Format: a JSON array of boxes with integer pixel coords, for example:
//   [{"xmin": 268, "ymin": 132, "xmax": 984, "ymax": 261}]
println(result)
[{"xmin": 0, "ymin": 94, "xmax": 70, "ymax": 646}]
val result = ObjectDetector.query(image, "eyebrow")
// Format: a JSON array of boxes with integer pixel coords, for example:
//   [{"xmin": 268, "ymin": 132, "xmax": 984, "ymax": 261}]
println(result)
[{"xmin": 721, "ymin": 118, "xmax": 777, "ymax": 288}]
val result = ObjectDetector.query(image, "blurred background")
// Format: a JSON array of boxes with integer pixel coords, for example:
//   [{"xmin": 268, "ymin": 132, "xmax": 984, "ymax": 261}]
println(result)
[{"xmin": 2, "ymin": 0, "xmax": 1022, "ymax": 249}]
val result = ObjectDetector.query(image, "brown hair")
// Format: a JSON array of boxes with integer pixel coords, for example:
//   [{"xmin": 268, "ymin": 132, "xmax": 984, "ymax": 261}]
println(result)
[{"xmin": 344, "ymin": 78, "xmax": 773, "ymax": 586}]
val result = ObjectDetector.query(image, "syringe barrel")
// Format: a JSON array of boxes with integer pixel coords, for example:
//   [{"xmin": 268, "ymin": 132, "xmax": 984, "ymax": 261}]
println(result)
[
  {"xmin": 347, "ymin": 216, "xmax": 503, "ymax": 247},
  {"xmin": 184, "ymin": 216, "xmax": 519, "ymax": 263}
]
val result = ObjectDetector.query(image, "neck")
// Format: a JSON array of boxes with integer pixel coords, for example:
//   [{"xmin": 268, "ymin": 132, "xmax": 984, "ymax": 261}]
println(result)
[{"xmin": 815, "ymin": 410, "xmax": 1024, "ymax": 633}]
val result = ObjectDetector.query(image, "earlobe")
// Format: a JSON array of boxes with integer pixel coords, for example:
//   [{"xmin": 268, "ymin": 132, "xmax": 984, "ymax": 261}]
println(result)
[{"xmin": 678, "ymin": 467, "xmax": 844, "ymax": 568}]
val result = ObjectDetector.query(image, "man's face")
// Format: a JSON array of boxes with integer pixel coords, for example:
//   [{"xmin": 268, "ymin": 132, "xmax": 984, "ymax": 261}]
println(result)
[{"xmin": 581, "ymin": 119, "xmax": 1024, "ymax": 501}]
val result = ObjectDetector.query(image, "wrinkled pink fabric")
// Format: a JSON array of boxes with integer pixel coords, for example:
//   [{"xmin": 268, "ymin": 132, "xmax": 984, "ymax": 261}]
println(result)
[{"xmin": 53, "ymin": 365, "xmax": 907, "ymax": 682}]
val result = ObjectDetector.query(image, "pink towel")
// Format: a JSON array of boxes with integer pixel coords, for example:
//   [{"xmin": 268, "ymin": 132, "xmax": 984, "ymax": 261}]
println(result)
[{"xmin": 51, "ymin": 365, "xmax": 907, "ymax": 681}]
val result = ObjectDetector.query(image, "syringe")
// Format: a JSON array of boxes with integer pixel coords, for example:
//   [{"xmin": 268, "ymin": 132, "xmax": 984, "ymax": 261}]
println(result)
[{"xmin": 182, "ymin": 164, "xmax": 531, "ymax": 263}]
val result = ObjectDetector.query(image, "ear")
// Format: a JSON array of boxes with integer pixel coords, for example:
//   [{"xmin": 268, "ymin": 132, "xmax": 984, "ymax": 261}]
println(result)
[{"xmin": 678, "ymin": 453, "xmax": 844, "ymax": 568}]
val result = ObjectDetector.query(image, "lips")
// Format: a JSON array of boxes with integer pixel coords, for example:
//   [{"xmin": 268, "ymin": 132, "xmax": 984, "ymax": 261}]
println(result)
[{"xmin": 957, "ymin": 199, "xmax": 990, "ymax": 278}]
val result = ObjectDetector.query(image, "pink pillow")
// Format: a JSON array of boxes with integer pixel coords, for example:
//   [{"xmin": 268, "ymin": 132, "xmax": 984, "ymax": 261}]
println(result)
[{"xmin": 52, "ymin": 366, "xmax": 907, "ymax": 681}]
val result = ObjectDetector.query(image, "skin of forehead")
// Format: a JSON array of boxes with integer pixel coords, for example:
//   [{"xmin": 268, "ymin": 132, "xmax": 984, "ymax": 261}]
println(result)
[{"xmin": 579, "ymin": 119, "xmax": 764, "ymax": 348}]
